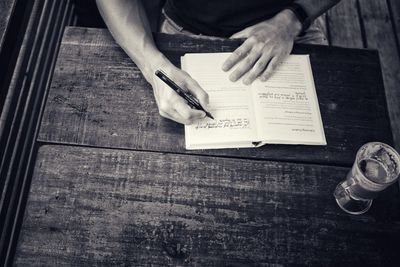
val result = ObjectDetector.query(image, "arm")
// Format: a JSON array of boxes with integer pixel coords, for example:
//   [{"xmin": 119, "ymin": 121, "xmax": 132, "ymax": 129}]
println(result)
[
  {"xmin": 96, "ymin": 0, "xmax": 209, "ymax": 125},
  {"xmin": 222, "ymin": 0, "xmax": 341, "ymax": 85},
  {"xmin": 295, "ymin": 0, "xmax": 341, "ymax": 24}
]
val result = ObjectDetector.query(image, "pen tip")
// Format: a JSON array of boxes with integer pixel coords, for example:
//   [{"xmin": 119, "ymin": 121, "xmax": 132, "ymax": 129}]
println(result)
[{"xmin": 206, "ymin": 112, "xmax": 215, "ymax": 120}]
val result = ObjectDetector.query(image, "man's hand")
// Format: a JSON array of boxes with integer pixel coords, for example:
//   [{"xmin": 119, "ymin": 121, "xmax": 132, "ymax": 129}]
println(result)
[
  {"xmin": 97, "ymin": 0, "xmax": 209, "ymax": 125},
  {"xmin": 147, "ymin": 58, "xmax": 209, "ymax": 125},
  {"xmin": 222, "ymin": 9, "xmax": 302, "ymax": 85}
]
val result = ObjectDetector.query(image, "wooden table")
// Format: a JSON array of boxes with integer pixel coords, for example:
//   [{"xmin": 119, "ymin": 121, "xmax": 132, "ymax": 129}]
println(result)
[{"xmin": 13, "ymin": 27, "xmax": 400, "ymax": 266}]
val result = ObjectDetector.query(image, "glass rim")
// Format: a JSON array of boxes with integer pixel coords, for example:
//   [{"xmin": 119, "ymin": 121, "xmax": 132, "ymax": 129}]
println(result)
[{"xmin": 354, "ymin": 142, "xmax": 400, "ymax": 185}]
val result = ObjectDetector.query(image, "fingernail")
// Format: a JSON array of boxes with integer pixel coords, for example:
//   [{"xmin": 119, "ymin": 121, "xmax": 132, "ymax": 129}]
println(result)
[
  {"xmin": 260, "ymin": 77, "xmax": 266, "ymax": 82},
  {"xmin": 243, "ymin": 78, "xmax": 251, "ymax": 85}
]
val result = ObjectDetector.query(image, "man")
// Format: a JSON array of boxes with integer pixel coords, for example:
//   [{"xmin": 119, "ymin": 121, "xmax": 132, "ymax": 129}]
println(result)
[{"xmin": 96, "ymin": 0, "xmax": 340, "ymax": 125}]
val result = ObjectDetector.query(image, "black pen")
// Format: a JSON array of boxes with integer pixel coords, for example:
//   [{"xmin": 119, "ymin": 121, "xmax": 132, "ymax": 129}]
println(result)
[{"xmin": 155, "ymin": 70, "xmax": 214, "ymax": 120}]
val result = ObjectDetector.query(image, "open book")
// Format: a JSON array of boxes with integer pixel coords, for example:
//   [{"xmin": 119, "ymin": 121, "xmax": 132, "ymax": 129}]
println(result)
[{"xmin": 181, "ymin": 52, "xmax": 326, "ymax": 150}]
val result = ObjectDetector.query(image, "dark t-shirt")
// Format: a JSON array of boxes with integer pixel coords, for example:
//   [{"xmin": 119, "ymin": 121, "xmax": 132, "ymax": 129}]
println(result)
[{"xmin": 164, "ymin": 0, "xmax": 293, "ymax": 37}]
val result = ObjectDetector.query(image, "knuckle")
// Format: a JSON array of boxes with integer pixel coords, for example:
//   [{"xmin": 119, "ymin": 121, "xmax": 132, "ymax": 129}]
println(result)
[
  {"xmin": 255, "ymin": 60, "xmax": 266, "ymax": 71},
  {"xmin": 181, "ymin": 112, "xmax": 192, "ymax": 120},
  {"xmin": 248, "ymin": 36, "xmax": 257, "ymax": 43},
  {"xmin": 233, "ymin": 49, "xmax": 244, "ymax": 58},
  {"xmin": 255, "ymin": 42, "xmax": 264, "ymax": 51},
  {"xmin": 244, "ymin": 56, "xmax": 255, "ymax": 65},
  {"xmin": 249, "ymin": 69, "xmax": 259, "ymax": 78}
]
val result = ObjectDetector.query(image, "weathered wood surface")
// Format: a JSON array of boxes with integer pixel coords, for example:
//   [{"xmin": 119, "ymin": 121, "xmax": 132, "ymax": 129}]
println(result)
[
  {"xmin": 358, "ymin": 0, "xmax": 400, "ymax": 151},
  {"xmin": 0, "ymin": 0, "xmax": 15, "ymax": 53},
  {"xmin": 389, "ymin": 0, "xmax": 400, "ymax": 42},
  {"xmin": 14, "ymin": 145, "xmax": 400, "ymax": 266},
  {"xmin": 37, "ymin": 27, "xmax": 393, "ymax": 167},
  {"xmin": 326, "ymin": 0, "xmax": 400, "ymax": 151},
  {"xmin": 327, "ymin": 0, "xmax": 364, "ymax": 48}
]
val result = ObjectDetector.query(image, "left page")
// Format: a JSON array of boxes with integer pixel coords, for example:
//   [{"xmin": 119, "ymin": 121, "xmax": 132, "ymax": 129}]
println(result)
[{"xmin": 182, "ymin": 53, "xmax": 258, "ymax": 149}]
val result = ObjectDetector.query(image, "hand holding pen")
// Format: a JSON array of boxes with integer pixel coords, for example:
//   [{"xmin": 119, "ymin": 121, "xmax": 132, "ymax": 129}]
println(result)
[{"xmin": 155, "ymin": 70, "xmax": 214, "ymax": 122}]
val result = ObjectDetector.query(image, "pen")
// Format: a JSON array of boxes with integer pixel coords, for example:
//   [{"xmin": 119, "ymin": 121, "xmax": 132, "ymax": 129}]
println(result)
[{"xmin": 155, "ymin": 70, "xmax": 214, "ymax": 120}]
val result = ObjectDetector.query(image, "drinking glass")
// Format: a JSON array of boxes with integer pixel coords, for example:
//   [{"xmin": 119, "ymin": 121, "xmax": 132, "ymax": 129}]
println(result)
[{"xmin": 333, "ymin": 142, "xmax": 400, "ymax": 215}]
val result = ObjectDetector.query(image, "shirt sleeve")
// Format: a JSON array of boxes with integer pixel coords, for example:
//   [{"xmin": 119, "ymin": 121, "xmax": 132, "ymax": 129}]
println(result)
[{"xmin": 294, "ymin": 0, "xmax": 341, "ymax": 21}]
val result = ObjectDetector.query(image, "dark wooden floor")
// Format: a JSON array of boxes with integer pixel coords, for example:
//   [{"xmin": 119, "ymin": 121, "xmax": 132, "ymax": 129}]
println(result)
[{"xmin": 325, "ymin": 0, "xmax": 400, "ymax": 150}]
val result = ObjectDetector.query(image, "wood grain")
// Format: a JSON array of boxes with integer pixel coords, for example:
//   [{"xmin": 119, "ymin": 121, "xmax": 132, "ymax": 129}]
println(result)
[
  {"xmin": 14, "ymin": 145, "xmax": 400, "ymax": 266},
  {"xmin": 38, "ymin": 27, "xmax": 393, "ymax": 166},
  {"xmin": 327, "ymin": 0, "xmax": 364, "ymax": 48},
  {"xmin": 358, "ymin": 0, "xmax": 400, "ymax": 151},
  {"xmin": 0, "ymin": 0, "xmax": 15, "ymax": 52}
]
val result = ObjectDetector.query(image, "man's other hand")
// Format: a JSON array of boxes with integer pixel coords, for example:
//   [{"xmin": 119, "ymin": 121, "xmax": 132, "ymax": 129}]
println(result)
[
  {"xmin": 222, "ymin": 9, "xmax": 302, "ymax": 85},
  {"xmin": 149, "ymin": 60, "xmax": 209, "ymax": 125}
]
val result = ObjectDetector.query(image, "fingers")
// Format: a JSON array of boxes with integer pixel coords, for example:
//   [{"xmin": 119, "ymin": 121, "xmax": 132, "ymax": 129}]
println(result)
[
  {"xmin": 222, "ymin": 39, "xmax": 252, "ymax": 71},
  {"xmin": 229, "ymin": 28, "xmax": 251, "ymax": 39},
  {"xmin": 222, "ymin": 21, "xmax": 295, "ymax": 85},
  {"xmin": 158, "ymin": 92, "xmax": 206, "ymax": 125},
  {"xmin": 259, "ymin": 56, "xmax": 282, "ymax": 82},
  {"xmin": 174, "ymin": 97, "xmax": 206, "ymax": 123},
  {"xmin": 159, "ymin": 109, "xmax": 190, "ymax": 125},
  {"xmin": 229, "ymin": 51, "xmax": 260, "ymax": 82},
  {"xmin": 224, "ymin": 43, "xmax": 288, "ymax": 84},
  {"xmin": 159, "ymin": 106, "xmax": 204, "ymax": 125},
  {"xmin": 185, "ymin": 78, "xmax": 210, "ymax": 109},
  {"xmin": 153, "ymin": 64, "xmax": 210, "ymax": 125},
  {"xmin": 242, "ymin": 53, "xmax": 272, "ymax": 84}
]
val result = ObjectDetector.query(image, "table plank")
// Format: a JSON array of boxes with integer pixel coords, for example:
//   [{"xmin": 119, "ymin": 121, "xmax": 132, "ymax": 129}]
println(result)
[
  {"xmin": 38, "ymin": 27, "xmax": 393, "ymax": 166},
  {"xmin": 358, "ymin": 0, "xmax": 400, "ymax": 150},
  {"xmin": 14, "ymin": 145, "xmax": 400, "ymax": 266},
  {"xmin": 327, "ymin": 0, "xmax": 364, "ymax": 48}
]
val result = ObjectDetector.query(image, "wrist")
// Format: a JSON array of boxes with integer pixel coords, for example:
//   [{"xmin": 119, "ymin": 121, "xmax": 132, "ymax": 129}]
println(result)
[
  {"xmin": 142, "ymin": 52, "xmax": 170, "ymax": 83},
  {"xmin": 278, "ymin": 9, "xmax": 303, "ymax": 37}
]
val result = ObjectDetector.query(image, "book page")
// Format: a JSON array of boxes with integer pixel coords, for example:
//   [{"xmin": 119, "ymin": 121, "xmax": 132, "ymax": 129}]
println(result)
[
  {"xmin": 182, "ymin": 53, "xmax": 258, "ymax": 149},
  {"xmin": 251, "ymin": 55, "xmax": 326, "ymax": 145}
]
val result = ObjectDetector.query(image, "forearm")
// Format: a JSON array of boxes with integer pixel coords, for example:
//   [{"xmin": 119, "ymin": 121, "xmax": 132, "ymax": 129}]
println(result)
[
  {"xmin": 294, "ymin": 0, "xmax": 341, "ymax": 22},
  {"xmin": 96, "ymin": 0, "xmax": 166, "ymax": 81}
]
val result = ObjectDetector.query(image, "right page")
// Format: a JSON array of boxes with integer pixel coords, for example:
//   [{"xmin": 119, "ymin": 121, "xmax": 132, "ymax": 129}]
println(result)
[{"xmin": 252, "ymin": 55, "xmax": 326, "ymax": 145}]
